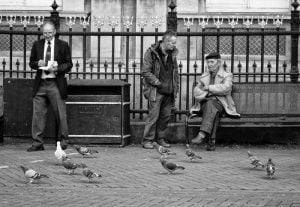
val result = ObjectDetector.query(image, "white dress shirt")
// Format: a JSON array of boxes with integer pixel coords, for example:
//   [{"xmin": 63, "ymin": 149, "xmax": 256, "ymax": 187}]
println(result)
[{"xmin": 41, "ymin": 38, "xmax": 56, "ymax": 79}]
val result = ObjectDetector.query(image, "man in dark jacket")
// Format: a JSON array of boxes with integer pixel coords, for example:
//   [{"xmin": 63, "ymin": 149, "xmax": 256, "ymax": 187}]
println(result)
[
  {"xmin": 141, "ymin": 30, "xmax": 179, "ymax": 149},
  {"xmin": 27, "ymin": 21, "xmax": 73, "ymax": 151}
]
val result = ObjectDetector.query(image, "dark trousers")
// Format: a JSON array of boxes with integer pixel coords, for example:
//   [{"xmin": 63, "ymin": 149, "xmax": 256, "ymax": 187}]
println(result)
[
  {"xmin": 143, "ymin": 93, "xmax": 173, "ymax": 142},
  {"xmin": 200, "ymin": 98, "xmax": 224, "ymax": 139},
  {"xmin": 31, "ymin": 80, "xmax": 68, "ymax": 146}
]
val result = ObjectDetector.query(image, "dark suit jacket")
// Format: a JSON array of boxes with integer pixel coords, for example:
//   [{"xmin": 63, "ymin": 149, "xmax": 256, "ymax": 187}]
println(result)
[{"xmin": 29, "ymin": 38, "xmax": 73, "ymax": 100}]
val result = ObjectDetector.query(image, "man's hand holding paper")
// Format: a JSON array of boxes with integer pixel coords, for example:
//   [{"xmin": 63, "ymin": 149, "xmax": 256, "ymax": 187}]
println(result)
[{"xmin": 39, "ymin": 60, "xmax": 58, "ymax": 72}]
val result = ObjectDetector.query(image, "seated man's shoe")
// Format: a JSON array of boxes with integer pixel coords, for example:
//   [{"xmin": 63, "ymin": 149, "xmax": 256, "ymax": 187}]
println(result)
[
  {"xmin": 191, "ymin": 133, "xmax": 205, "ymax": 145},
  {"xmin": 206, "ymin": 139, "xmax": 216, "ymax": 151},
  {"xmin": 60, "ymin": 139, "xmax": 68, "ymax": 150},
  {"xmin": 143, "ymin": 141, "xmax": 154, "ymax": 149},
  {"xmin": 157, "ymin": 139, "xmax": 171, "ymax": 148},
  {"xmin": 206, "ymin": 144, "xmax": 216, "ymax": 151},
  {"xmin": 27, "ymin": 145, "xmax": 45, "ymax": 152}
]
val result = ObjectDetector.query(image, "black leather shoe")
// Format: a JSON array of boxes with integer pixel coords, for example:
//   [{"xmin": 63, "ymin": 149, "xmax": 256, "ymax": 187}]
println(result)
[
  {"xmin": 143, "ymin": 141, "xmax": 154, "ymax": 149},
  {"xmin": 60, "ymin": 139, "xmax": 68, "ymax": 150},
  {"xmin": 191, "ymin": 133, "xmax": 205, "ymax": 145},
  {"xmin": 27, "ymin": 145, "xmax": 45, "ymax": 152},
  {"xmin": 206, "ymin": 139, "xmax": 216, "ymax": 151},
  {"xmin": 206, "ymin": 144, "xmax": 216, "ymax": 151},
  {"xmin": 157, "ymin": 139, "xmax": 171, "ymax": 148}
]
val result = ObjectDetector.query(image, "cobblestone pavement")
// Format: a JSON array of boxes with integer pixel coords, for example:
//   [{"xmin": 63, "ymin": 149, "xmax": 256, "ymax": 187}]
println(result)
[{"xmin": 0, "ymin": 143, "xmax": 299, "ymax": 207}]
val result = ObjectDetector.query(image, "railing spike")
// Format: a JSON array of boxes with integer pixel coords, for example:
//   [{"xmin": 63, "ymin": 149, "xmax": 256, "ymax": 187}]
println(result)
[
  {"xmin": 267, "ymin": 61, "xmax": 272, "ymax": 69},
  {"xmin": 75, "ymin": 60, "xmax": 80, "ymax": 68},
  {"xmin": 179, "ymin": 61, "xmax": 183, "ymax": 68},
  {"xmin": 132, "ymin": 60, "xmax": 137, "ymax": 68},
  {"xmin": 193, "ymin": 61, "xmax": 198, "ymax": 70},
  {"xmin": 237, "ymin": 60, "xmax": 242, "ymax": 69},
  {"xmin": 252, "ymin": 60, "xmax": 257, "ymax": 68},
  {"xmin": 2, "ymin": 58, "xmax": 6, "ymax": 66},
  {"xmin": 118, "ymin": 61, "xmax": 122, "ymax": 68}
]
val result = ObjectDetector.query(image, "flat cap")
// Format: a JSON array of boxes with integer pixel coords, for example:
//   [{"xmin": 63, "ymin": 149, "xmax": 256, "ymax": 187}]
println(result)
[{"xmin": 205, "ymin": 52, "xmax": 221, "ymax": 60}]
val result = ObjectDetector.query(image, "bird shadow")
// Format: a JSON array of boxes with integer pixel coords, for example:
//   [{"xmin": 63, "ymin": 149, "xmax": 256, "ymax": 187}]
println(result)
[
  {"xmin": 149, "ymin": 155, "xmax": 176, "ymax": 160},
  {"xmin": 179, "ymin": 159, "xmax": 203, "ymax": 164},
  {"xmin": 76, "ymin": 179, "xmax": 102, "ymax": 184},
  {"xmin": 154, "ymin": 171, "xmax": 185, "ymax": 175},
  {"xmin": 74, "ymin": 156, "xmax": 98, "ymax": 159},
  {"xmin": 259, "ymin": 175, "xmax": 279, "ymax": 180},
  {"xmin": 238, "ymin": 166, "xmax": 265, "ymax": 171}
]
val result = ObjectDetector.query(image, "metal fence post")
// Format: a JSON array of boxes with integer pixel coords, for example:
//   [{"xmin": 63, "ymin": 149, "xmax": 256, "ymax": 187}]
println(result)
[
  {"xmin": 290, "ymin": 0, "xmax": 299, "ymax": 82},
  {"xmin": 50, "ymin": 0, "xmax": 60, "ymax": 32},
  {"xmin": 167, "ymin": 0, "xmax": 177, "ymax": 32}
]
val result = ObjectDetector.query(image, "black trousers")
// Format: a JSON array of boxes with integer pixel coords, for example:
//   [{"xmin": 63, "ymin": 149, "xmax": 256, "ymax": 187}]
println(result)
[
  {"xmin": 31, "ymin": 80, "xmax": 68, "ymax": 146},
  {"xmin": 199, "ymin": 98, "xmax": 224, "ymax": 139}
]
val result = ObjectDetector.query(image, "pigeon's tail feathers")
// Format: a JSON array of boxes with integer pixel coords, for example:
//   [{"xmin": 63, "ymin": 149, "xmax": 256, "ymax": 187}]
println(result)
[
  {"xmin": 195, "ymin": 155, "xmax": 202, "ymax": 159},
  {"xmin": 91, "ymin": 149, "xmax": 99, "ymax": 154},
  {"xmin": 19, "ymin": 165, "xmax": 28, "ymax": 173},
  {"xmin": 74, "ymin": 145, "xmax": 80, "ymax": 151},
  {"xmin": 79, "ymin": 163, "xmax": 87, "ymax": 168},
  {"xmin": 40, "ymin": 174, "xmax": 49, "ymax": 178},
  {"xmin": 62, "ymin": 156, "xmax": 71, "ymax": 161},
  {"xmin": 94, "ymin": 173, "xmax": 102, "ymax": 178},
  {"xmin": 177, "ymin": 166, "xmax": 185, "ymax": 170},
  {"xmin": 167, "ymin": 151, "xmax": 176, "ymax": 155},
  {"xmin": 247, "ymin": 151, "xmax": 253, "ymax": 157}
]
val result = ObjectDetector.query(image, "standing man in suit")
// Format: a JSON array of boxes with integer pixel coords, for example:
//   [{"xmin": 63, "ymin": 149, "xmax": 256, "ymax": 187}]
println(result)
[
  {"xmin": 27, "ymin": 21, "xmax": 73, "ymax": 152},
  {"xmin": 191, "ymin": 52, "xmax": 240, "ymax": 151}
]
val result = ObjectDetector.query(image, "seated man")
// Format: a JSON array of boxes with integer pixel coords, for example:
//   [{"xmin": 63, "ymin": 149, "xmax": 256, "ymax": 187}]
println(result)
[{"xmin": 190, "ymin": 52, "xmax": 240, "ymax": 151}]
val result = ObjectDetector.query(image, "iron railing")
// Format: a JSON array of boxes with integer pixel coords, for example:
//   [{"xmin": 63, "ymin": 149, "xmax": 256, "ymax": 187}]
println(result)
[{"xmin": 0, "ymin": 1, "xmax": 300, "ymax": 122}]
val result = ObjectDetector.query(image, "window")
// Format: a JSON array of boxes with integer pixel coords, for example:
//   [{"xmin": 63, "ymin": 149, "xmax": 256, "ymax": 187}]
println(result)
[{"xmin": 206, "ymin": 0, "xmax": 289, "ymax": 13}]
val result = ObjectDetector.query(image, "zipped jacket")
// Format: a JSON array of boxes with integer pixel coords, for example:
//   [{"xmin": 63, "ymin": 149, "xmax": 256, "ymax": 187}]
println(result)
[{"xmin": 142, "ymin": 41, "xmax": 179, "ymax": 101}]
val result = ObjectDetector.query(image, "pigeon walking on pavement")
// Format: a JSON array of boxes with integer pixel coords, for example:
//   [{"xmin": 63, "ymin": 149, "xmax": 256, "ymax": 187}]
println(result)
[
  {"xmin": 62, "ymin": 157, "xmax": 85, "ymax": 174},
  {"xmin": 266, "ymin": 158, "xmax": 275, "ymax": 179},
  {"xmin": 159, "ymin": 155, "xmax": 185, "ymax": 174},
  {"xmin": 247, "ymin": 151, "xmax": 265, "ymax": 168},
  {"xmin": 74, "ymin": 145, "xmax": 99, "ymax": 158},
  {"xmin": 54, "ymin": 141, "xmax": 68, "ymax": 163},
  {"xmin": 82, "ymin": 164, "xmax": 102, "ymax": 182},
  {"xmin": 186, "ymin": 144, "xmax": 202, "ymax": 162},
  {"xmin": 19, "ymin": 165, "xmax": 49, "ymax": 184},
  {"xmin": 153, "ymin": 142, "xmax": 176, "ymax": 156}
]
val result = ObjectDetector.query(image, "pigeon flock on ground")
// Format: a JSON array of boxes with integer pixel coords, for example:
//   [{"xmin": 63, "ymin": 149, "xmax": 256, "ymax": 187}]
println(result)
[
  {"xmin": 248, "ymin": 150, "xmax": 276, "ymax": 178},
  {"xmin": 19, "ymin": 142, "xmax": 276, "ymax": 184}
]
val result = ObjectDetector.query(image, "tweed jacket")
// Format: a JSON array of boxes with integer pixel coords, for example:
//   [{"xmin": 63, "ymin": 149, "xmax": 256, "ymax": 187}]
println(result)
[
  {"xmin": 29, "ymin": 38, "xmax": 73, "ymax": 100},
  {"xmin": 141, "ymin": 41, "xmax": 179, "ymax": 101},
  {"xmin": 192, "ymin": 67, "xmax": 240, "ymax": 117}
]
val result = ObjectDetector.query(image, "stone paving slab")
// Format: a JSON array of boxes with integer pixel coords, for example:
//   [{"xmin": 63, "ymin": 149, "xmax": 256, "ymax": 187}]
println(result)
[{"xmin": 0, "ymin": 143, "xmax": 299, "ymax": 207}]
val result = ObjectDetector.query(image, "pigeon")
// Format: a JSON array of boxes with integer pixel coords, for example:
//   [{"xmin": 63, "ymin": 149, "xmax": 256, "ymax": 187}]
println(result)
[
  {"xmin": 266, "ymin": 158, "xmax": 275, "ymax": 179},
  {"xmin": 19, "ymin": 165, "xmax": 49, "ymax": 184},
  {"xmin": 159, "ymin": 155, "xmax": 185, "ymax": 174},
  {"xmin": 153, "ymin": 142, "xmax": 176, "ymax": 156},
  {"xmin": 82, "ymin": 164, "xmax": 102, "ymax": 182},
  {"xmin": 247, "ymin": 151, "xmax": 265, "ymax": 168},
  {"xmin": 62, "ymin": 157, "xmax": 85, "ymax": 174},
  {"xmin": 186, "ymin": 144, "xmax": 202, "ymax": 161},
  {"xmin": 54, "ymin": 141, "xmax": 68, "ymax": 163},
  {"xmin": 74, "ymin": 145, "xmax": 99, "ymax": 157}
]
